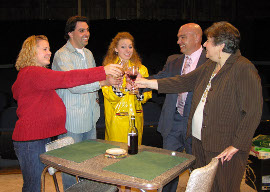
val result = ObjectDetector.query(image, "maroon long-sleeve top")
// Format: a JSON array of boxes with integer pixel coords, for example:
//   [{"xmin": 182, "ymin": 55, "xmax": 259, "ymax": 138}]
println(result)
[{"xmin": 12, "ymin": 66, "xmax": 106, "ymax": 141}]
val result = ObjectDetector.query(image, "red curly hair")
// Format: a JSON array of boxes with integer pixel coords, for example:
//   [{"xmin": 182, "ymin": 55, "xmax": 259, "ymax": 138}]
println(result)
[{"xmin": 102, "ymin": 32, "xmax": 141, "ymax": 67}]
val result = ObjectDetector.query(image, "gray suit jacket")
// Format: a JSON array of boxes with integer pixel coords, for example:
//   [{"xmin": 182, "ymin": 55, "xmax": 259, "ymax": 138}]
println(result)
[{"xmin": 152, "ymin": 49, "xmax": 207, "ymax": 138}]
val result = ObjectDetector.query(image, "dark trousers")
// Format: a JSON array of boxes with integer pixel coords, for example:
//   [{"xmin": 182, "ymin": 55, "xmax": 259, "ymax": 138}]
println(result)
[
  {"xmin": 13, "ymin": 138, "xmax": 50, "ymax": 192},
  {"xmin": 162, "ymin": 110, "xmax": 192, "ymax": 192},
  {"xmin": 192, "ymin": 137, "xmax": 249, "ymax": 192}
]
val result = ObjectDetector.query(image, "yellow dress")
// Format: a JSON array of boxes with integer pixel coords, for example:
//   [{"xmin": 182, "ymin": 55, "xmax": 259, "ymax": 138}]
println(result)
[{"xmin": 102, "ymin": 61, "xmax": 152, "ymax": 145}]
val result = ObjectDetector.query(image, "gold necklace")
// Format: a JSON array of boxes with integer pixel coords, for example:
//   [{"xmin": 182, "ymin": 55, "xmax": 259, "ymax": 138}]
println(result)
[
  {"xmin": 201, "ymin": 72, "xmax": 216, "ymax": 102},
  {"xmin": 214, "ymin": 63, "xmax": 221, "ymax": 73}
]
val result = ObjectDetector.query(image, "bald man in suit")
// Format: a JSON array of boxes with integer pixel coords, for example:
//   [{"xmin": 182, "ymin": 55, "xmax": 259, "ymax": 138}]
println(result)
[{"xmin": 151, "ymin": 23, "xmax": 207, "ymax": 192}]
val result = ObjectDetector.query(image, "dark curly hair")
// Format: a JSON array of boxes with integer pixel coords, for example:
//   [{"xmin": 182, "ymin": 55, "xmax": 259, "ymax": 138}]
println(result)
[
  {"xmin": 204, "ymin": 21, "xmax": 240, "ymax": 54},
  {"xmin": 64, "ymin": 16, "xmax": 88, "ymax": 40}
]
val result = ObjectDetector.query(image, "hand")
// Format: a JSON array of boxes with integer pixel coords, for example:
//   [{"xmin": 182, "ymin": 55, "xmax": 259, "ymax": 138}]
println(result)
[
  {"xmin": 110, "ymin": 76, "xmax": 123, "ymax": 86},
  {"xmin": 135, "ymin": 77, "xmax": 158, "ymax": 90},
  {"xmin": 100, "ymin": 76, "xmax": 123, "ymax": 87},
  {"xmin": 137, "ymin": 73, "xmax": 142, "ymax": 78},
  {"xmin": 125, "ymin": 73, "xmax": 132, "ymax": 84},
  {"xmin": 216, "ymin": 146, "xmax": 239, "ymax": 164},
  {"xmin": 125, "ymin": 72, "xmax": 142, "ymax": 90},
  {"xmin": 104, "ymin": 64, "xmax": 123, "ymax": 77},
  {"xmin": 125, "ymin": 81, "xmax": 133, "ymax": 90}
]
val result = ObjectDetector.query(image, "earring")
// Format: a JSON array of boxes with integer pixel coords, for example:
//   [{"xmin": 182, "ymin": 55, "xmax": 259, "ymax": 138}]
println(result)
[
  {"xmin": 218, "ymin": 52, "xmax": 221, "ymax": 59},
  {"xmin": 115, "ymin": 52, "xmax": 118, "ymax": 55}
]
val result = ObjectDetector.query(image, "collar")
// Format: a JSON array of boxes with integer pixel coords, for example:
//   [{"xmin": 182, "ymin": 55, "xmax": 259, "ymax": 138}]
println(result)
[
  {"xmin": 186, "ymin": 46, "xmax": 203, "ymax": 61},
  {"xmin": 225, "ymin": 49, "xmax": 241, "ymax": 65},
  {"xmin": 66, "ymin": 40, "xmax": 79, "ymax": 54},
  {"xmin": 114, "ymin": 56, "xmax": 132, "ymax": 66},
  {"xmin": 208, "ymin": 49, "xmax": 242, "ymax": 76}
]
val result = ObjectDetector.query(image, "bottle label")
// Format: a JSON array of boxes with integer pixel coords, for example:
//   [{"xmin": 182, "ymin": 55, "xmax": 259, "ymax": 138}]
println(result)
[
  {"xmin": 128, "ymin": 135, "xmax": 138, "ymax": 155},
  {"xmin": 128, "ymin": 133, "xmax": 136, "ymax": 146},
  {"xmin": 128, "ymin": 135, "xmax": 130, "ymax": 147}
]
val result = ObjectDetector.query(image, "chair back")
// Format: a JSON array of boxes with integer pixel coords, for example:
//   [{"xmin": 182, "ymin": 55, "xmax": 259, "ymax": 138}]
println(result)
[
  {"xmin": 45, "ymin": 136, "xmax": 74, "ymax": 175},
  {"xmin": 185, "ymin": 158, "xmax": 219, "ymax": 192}
]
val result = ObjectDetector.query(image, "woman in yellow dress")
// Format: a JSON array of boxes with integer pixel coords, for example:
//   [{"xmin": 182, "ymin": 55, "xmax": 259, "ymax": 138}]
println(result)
[{"xmin": 102, "ymin": 32, "xmax": 152, "ymax": 145}]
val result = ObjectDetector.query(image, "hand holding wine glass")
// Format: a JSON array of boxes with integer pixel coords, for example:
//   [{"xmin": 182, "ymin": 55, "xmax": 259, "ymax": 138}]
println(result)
[
  {"xmin": 115, "ymin": 60, "xmax": 128, "ymax": 91},
  {"xmin": 104, "ymin": 64, "xmax": 123, "ymax": 77},
  {"xmin": 126, "ymin": 65, "xmax": 139, "ymax": 94},
  {"xmin": 116, "ymin": 59, "xmax": 128, "ymax": 76},
  {"xmin": 135, "ymin": 77, "xmax": 158, "ymax": 90}
]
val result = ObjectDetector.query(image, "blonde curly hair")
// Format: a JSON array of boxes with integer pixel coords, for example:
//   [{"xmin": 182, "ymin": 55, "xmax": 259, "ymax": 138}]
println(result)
[
  {"xmin": 15, "ymin": 35, "xmax": 48, "ymax": 71},
  {"xmin": 102, "ymin": 32, "xmax": 141, "ymax": 67}
]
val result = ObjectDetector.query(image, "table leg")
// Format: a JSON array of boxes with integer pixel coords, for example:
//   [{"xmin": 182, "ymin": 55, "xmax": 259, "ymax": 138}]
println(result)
[
  {"xmin": 40, "ymin": 165, "xmax": 60, "ymax": 192},
  {"xmin": 41, "ymin": 166, "xmax": 49, "ymax": 192}
]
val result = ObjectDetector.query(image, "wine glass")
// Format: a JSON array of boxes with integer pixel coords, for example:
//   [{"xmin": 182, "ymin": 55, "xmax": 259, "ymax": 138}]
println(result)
[
  {"xmin": 126, "ymin": 65, "xmax": 139, "ymax": 95},
  {"xmin": 115, "ymin": 58, "xmax": 126, "ymax": 92},
  {"xmin": 116, "ymin": 59, "xmax": 127, "ymax": 76},
  {"xmin": 115, "ymin": 58, "xmax": 128, "ymax": 92}
]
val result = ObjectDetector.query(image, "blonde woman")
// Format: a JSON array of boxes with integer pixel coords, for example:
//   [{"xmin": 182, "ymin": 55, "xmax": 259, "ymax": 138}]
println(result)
[
  {"xmin": 102, "ymin": 32, "xmax": 152, "ymax": 145},
  {"xmin": 12, "ymin": 35, "xmax": 121, "ymax": 192}
]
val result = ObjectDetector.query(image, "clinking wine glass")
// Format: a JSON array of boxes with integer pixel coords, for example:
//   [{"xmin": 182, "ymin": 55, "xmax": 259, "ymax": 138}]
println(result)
[
  {"xmin": 127, "ymin": 65, "xmax": 139, "ymax": 95},
  {"xmin": 115, "ymin": 59, "xmax": 128, "ymax": 92}
]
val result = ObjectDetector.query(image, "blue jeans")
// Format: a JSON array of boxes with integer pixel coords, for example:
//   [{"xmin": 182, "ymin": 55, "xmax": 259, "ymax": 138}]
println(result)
[
  {"xmin": 58, "ymin": 128, "xmax": 96, "ymax": 191},
  {"xmin": 13, "ymin": 138, "xmax": 50, "ymax": 192}
]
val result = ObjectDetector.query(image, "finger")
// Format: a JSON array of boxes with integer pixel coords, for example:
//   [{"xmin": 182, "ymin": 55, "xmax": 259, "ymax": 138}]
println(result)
[
  {"xmin": 216, "ymin": 151, "xmax": 226, "ymax": 159},
  {"xmin": 112, "ymin": 68, "xmax": 122, "ymax": 75},
  {"xmin": 111, "ymin": 64, "xmax": 123, "ymax": 68},
  {"xmin": 226, "ymin": 155, "xmax": 232, "ymax": 161},
  {"xmin": 226, "ymin": 153, "xmax": 235, "ymax": 161},
  {"xmin": 114, "ymin": 76, "xmax": 122, "ymax": 80},
  {"xmin": 224, "ymin": 154, "xmax": 229, "ymax": 161},
  {"xmin": 110, "ymin": 71, "xmax": 121, "ymax": 77},
  {"xmin": 106, "ymin": 70, "xmax": 117, "ymax": 77}
]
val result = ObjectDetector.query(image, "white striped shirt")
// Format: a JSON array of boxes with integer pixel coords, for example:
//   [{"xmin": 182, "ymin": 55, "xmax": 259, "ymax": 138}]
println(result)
[{"xmin": 52, "ymin": 41, "xmax": 100, "ymax": 133}]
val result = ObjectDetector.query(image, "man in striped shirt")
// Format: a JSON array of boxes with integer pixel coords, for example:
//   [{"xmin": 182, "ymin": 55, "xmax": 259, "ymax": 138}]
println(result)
[{"xmin": 52, "ymin": 15, "xmax": 111, "ymax": 190}]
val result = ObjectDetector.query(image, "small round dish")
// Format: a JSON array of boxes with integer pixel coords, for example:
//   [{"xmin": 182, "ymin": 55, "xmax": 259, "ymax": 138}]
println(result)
[{"xmin": 105, "ymin": 148, "xmax": 127, "ymax": 159}]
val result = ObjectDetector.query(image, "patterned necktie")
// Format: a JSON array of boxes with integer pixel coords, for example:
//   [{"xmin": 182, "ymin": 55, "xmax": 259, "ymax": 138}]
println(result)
[{"xmin": 177, "ymin": 56, "xmax": 192, "ymax": 115}]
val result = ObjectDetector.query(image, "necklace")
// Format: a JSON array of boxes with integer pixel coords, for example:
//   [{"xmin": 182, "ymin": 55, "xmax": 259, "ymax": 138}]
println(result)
[
  {"xmin": 214, "ymin": 63, "xmax": 221, "ymax": 74},
  {"xmin": 201, "ymin": 72, "xmax": 216, "ymax": 103}
]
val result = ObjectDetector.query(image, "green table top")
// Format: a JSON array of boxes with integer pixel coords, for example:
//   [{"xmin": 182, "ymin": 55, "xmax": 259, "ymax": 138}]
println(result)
[
  {"xmin": 103, "ymin": 151, "xmax": 188, "ymax": 180},
  {"xmin": 44, "ymin": 140, "xmax": 118, "ymax": 163}
]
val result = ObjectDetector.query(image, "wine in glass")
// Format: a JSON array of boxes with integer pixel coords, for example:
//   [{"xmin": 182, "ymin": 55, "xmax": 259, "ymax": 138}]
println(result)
[{"xmin": 127, "ymin": 65, "xmax": 139, "ymax": 95}]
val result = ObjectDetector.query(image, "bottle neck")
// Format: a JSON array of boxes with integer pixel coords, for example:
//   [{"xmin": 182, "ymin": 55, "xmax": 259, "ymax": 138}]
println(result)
[
  {"xmin": 131, "ymin": 118, "xmax": 136, "ymax": 128},
  {"xmin": 129, "ymin": 117, "xmax": 137, "ymax": 134}
]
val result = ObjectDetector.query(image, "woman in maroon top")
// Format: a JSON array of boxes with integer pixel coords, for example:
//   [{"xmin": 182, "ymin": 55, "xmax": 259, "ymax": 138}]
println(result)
[{"xmin": 12, "ymin": 35, "xmax": 122, "ymax": 192}]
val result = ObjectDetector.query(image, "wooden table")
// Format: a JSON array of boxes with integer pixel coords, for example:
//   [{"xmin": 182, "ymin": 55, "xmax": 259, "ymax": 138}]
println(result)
[{"xmin": 40, "ymin": 139, "xmax": 195, "ymax": 191}]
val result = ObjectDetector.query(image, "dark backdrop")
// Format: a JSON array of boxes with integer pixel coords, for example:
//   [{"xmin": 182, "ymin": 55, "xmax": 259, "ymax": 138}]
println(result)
[
  {"xmin": 1, "ymin": 19, "xmax": 270, "ymax": 159},
  {"xmin": 1, "ymin": 18, "xmax": 269, "ymax": 67}
]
